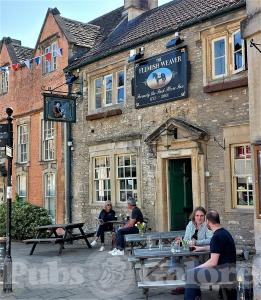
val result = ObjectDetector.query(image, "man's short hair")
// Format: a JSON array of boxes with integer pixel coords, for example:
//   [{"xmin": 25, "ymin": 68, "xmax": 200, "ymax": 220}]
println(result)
[
  {"xmin": 127, "ymin": 197, "xmax": 137, "ymax": 206},
  {"xmin": 206, "ymin": 210, "xmax": 220, "ymax": 224}
]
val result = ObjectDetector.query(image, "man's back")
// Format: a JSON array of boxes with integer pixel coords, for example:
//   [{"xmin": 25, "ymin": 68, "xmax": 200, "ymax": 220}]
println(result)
[{"xmin": 210, "ymin": 227, "xmax": 236, "ymax": 265}]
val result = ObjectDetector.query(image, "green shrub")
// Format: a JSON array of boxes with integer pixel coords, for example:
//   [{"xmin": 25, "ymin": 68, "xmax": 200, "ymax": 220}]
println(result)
[{"xmin": 0, "ymin": 201, "xmax": 52, "ymax": 240}]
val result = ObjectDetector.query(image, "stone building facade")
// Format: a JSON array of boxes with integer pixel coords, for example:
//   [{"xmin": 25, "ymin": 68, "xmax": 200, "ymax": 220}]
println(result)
[
  {"xmin": 0, "ymin": 8, "xmax": 101, "ymax": 222},
  {"xmin": 68, "ymin": 0, "xmax": 253, "ymax": 247}
]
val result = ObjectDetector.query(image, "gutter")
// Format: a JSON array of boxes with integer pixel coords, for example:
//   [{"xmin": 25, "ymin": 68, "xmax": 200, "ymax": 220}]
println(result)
[{"xmin": 66, "ymin": 1, "xmax": 246, "ymax": 72}]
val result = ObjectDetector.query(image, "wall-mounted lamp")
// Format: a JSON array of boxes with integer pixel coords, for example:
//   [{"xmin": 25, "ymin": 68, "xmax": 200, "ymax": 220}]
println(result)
[
  {"xmin": 166, "ymin": 32, "xmax": 184, "ymax": 49},
  {"xmin": 161, "ymin": 128, "xmax": 177, "ymax": 148},
  {"xmin": 128, "ymin": 46, "xmax": 144, "ymax": 63},
  {"xmin": 65, "ymin": 72, "xmax": 79, "ymax": 84}
]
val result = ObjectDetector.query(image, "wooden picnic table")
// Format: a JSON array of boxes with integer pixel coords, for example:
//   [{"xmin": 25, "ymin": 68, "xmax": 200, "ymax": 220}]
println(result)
[
  {"xmin": 133, "ymin": 247, "xmax": 210, "ymax": 299},
  {"xmin": 125, "ymin": 230, "xmax": 185, "ymax": 253},
  {"xmin": 23, "ymin": 222, "xmax": 95, "ymax": 255}
]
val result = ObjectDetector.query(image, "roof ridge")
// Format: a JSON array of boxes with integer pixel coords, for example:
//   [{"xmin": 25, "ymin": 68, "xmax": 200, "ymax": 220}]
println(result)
[
  {"xmin": 60, "ymin": 15, "xmax": 99, "ymax": 29},
  {"xmin": 89, "ymin": 6, "xmax": 124, "ymax": 24}
]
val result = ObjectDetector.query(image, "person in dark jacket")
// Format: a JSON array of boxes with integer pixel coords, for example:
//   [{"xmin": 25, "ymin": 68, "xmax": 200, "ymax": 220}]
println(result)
[{"xmin": 91, "ymin": 201, "xmax": 116, "ymax": 251}]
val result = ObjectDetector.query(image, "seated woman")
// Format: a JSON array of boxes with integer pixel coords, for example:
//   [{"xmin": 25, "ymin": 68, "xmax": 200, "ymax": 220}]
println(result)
[
  {"xmin": 184, "ymin": 206, "xmax": 213, "ymax": 247},
  {"xmin": 170, "ymin": 206, "xmax": 213, "ymax": 295},
  {"xmin": 91, "ymin": 201, "xmax": 116, "ymax": 252}
]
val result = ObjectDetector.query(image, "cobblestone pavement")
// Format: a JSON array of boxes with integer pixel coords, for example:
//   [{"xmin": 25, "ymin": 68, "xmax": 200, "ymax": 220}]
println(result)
[{"xmin": 0, "ymin": 242, "xmax": 221, "ymax": 300}]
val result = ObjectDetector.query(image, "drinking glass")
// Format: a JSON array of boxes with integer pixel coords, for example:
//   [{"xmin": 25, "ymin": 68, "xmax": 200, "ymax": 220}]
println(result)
[
  {"xmin": 147, "ymin": 236, "xmax": 153, "ymax": 250},
  {"xmin": 158, "ymin": 238, "xmax": 163, "ymax": 250}
]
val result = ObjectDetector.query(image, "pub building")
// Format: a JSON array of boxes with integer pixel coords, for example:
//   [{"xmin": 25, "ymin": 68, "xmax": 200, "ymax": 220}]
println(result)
[{"xmin": 67, "ymin": 0, "xmax": 253, "ymax": 250}]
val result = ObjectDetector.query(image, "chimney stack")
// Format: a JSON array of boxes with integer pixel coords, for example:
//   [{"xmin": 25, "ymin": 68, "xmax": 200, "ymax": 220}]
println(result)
[{"xmin": 123, "ymin": 0, "xmax": 158, "ymax": 21}]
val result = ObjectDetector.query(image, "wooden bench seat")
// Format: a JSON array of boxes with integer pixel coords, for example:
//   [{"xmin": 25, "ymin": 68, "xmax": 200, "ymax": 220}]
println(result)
[
  {"xmin": 23, "ymin": 238, "xmax": 64, "ymax": 244},
  {"xmin": 138, "ymin": 280, "xmax": 186, "ymax": 299}
]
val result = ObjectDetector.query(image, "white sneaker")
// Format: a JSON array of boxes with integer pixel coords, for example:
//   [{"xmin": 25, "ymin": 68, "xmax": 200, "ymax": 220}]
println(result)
[
  {"xmin": 98, "ymin": 246, "xmax": 105, "ymax": 252},
  {"xmin": 111, "ymin": 249, "xmax": 124, "ymax": 256},
  {"xmin": 108, "ymin": 248, "xmax": 117, "ymax": 254},
  {"xmin": 91, "ymin": 240, "xmax": 97, "ymax": 247}
]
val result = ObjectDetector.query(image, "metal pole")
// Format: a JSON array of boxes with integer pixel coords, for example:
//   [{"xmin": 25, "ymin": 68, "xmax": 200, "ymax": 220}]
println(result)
[{"xmin": 3, "ymin": 107, "xmax": 13, "ymax": 293}]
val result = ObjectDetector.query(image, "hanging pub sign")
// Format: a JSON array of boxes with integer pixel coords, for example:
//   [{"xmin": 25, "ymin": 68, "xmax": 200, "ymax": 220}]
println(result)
[
  {"xmin": 135, "ymin": 48, "xmax": 188, "ymax": 108},
  {"xmin": 43, "ymin": 93, "xmax": 76, "ymax": 123}
]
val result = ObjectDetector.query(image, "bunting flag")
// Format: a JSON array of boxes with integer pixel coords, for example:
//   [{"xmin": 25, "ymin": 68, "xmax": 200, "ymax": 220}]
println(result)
[
  {"xmin": 45, "ymin": 52, "xmax": 52, "ymax": 61},
  {"xmin": 24, "ymin": 59, "xmax": 31, "ymax": 69},
  {"xmin": 34, "ymin": 56, "xmax": 41, "ymax": 65},
  {"xmin": 12, "ymin": 64, "xmax": 20, "ymax": 71},
  {"xmin": 3, "ymin": 48, "xmax": 63, "ymax": 72}
]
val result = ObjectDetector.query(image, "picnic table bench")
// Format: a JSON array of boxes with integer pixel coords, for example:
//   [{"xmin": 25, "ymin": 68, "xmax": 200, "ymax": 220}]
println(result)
[{"xmin": 23, "ymin": 222, "xmax": 95, "ymax": 255}]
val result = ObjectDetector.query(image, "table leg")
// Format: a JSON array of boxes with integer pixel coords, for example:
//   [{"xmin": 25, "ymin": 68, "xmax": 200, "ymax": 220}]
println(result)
[
  {"xmin": 30, "ymin": 242, "xmax": 37, "ymax": 255},
  {"xmin": 58, "ymin": 242, "xmax": 64, "ymax": 255},
  {"xmin": 79, "ymin": 227, "xmax": 92, "ymax": 248}
]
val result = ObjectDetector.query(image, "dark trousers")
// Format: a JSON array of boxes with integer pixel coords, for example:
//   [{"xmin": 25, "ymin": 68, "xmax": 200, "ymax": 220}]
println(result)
[
  {"xmin": 116, "ymin": 226, "xmax": 139, "ymax": 250},
  {"xmin": 96, "ymin": 224, "xmax": 113, "ymax": 243},
  {"xmin": 184, "ymin": 266, "xmax": 237, "ymax": 300}
]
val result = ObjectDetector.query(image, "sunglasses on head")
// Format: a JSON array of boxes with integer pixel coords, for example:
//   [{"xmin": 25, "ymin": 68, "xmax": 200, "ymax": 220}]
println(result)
[{"xmin": 106, "ymin": 204, "xmax": 112, "ymax": 207}]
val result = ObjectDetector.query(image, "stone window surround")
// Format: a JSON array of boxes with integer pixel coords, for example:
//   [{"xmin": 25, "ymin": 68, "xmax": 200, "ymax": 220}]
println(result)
[
  {"xmin": 0, "ymin": 69, "xmax": 8, "ymax": 95},
  {"xmin": 201, "ymin": 16, "xmax": 247, "ymax": 90},
  {"xmin": 223, "ymin": 123, "xmax": 253, "ymax": 213},
  {"xmin": 16, "ymin": 167, "xmax": 28, "ymax": 201},
  {"xmin": 42, "ymin": 166, "xmax": 57, "ymax": 222},
  {"xmin": 15, "ymin": 116, "xmax": 31, "ymax": 166},
  {"xmin": 39, "ymin": 113, "xmax": 57, "ymax": 163},
  {"xmin": 88, "ymin": 139, "xmax": 141, "ymax": 207},
  {"xmin": 86, "ymin": 59, "xmax": 126, "ymax": 114}
]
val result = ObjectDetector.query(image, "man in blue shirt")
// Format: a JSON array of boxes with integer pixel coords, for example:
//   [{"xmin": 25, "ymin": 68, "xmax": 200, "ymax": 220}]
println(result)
[{"xmin": 184, "ymin": 210, "xmax": 237, "ymax": 300}]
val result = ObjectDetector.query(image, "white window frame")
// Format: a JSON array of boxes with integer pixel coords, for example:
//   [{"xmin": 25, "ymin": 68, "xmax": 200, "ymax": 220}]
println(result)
[
  {"xmin": 17, "ymin": 124, "xmax": 29, "ymax": 163},
  {"xmin": 116, "ymin": 70, "xmax": 125, "ymax": 104},
  {"xmin": 17, "ymin": 173, "xmax": 27, "ymax": 201},
  {"xmin": 212, "ymin": 36, "xmax": 227, "ymax": 79},
  {"xmin": 92, "ymin": 69, "xmax": 126, "ymax": 110},
  {"xmin": 232, "ymin": 30, "xmax": 245, "ymax": 74},
  {"xmin": 104, "ymin": 74, "xmax": 113, "ymax": 106},
  {"xmin": 93, "ymin": 156, "xmax": 111, "ymax": 202},
  {"xmin": 231, "ymin": 144, "xmax": 253, "ymax": 208},
  {"xmin": 116, "ymin": 154, "xmax": 137, "ymax": 203},
  {"xmin": 43, "ymin": 42, "xmax": 57, "ymax": 74},
  {"xmin": 0, "ymin": 70, "xmax": 8, "ymax": 95},
  {"xmin": 44, "ymin": 172, "xmax": 56, "ymax": 222},
  {"xmin": 42, "ymin": 120, "xmax": 55, "ymax": 161}
]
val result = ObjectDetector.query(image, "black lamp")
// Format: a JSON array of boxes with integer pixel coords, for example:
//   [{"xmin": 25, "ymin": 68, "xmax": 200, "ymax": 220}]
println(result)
[
  {"xmin": 166, "ymin": 32, "xmax": 184, "ymax": 49},
  {"xmin": 128, "ymin": 47, "xmax": 144, "ymax": 63}
]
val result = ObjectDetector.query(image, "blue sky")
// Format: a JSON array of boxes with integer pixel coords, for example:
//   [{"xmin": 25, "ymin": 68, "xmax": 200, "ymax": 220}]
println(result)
[{"xmin": 0, "ymin": 0, "xmax": 171, "ymax": 48}]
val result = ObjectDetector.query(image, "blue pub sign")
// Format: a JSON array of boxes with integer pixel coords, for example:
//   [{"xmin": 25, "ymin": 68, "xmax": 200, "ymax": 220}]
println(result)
[{"xmin": 135, "ymin": 48, "xmax": 188, "ymax": 108}]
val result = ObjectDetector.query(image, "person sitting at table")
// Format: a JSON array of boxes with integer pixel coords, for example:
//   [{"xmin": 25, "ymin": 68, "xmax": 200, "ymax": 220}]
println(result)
[
  {"xmin": 170, "ymin": 206, "xmax": 213, "ymax": 295},
  {"xmin": 109, "ymin": 197, "xmax": 143, "ymax": 256},
  {"xmin": 184, "ymin": 206, "xmax": 213, "ymax": 247},
  {"xmin": 91, "ymin": 200, "xmax": 116, "ymax": 252},
  {"xmin": 184, "ymin": 210, "xmax": 237, "ymax": 300}
]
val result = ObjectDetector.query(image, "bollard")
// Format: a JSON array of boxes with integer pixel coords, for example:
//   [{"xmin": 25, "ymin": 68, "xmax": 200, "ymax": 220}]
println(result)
[{"xmin": 0, "ymin": 237, "xmax": 6, "ymax": 278}]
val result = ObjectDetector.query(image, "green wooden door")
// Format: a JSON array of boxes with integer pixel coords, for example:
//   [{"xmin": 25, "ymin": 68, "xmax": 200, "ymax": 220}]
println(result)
[{"xmin": 169, "ymin": 158, "xmax": 193, "ymax": 230}]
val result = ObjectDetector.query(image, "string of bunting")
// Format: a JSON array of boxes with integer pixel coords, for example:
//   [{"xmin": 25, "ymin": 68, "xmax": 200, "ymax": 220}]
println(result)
[{"xmin": 0, "ymin": 48, "xmax": 63, "ymax": 72}]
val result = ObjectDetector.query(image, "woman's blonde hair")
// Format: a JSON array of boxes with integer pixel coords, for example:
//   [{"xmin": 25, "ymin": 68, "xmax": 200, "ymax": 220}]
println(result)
[
  {"xmin": 103, "ymin": 200, "xmax": 112, "ymax": 209},
  {"xmin": 190, "ymin": 206, "xmax": 206, "ymax": 222}
]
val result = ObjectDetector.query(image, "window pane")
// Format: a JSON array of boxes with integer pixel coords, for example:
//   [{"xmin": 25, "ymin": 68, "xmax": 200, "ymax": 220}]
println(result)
[
  {"xmin": 215, "ymin": 57, "xmax": 225, "ymax": 76},
  {"xmin": 117, "ymin": 88, "xmax": 125, "ymax": 103},
  {"xmin": 234, "ymin": 51, "xmax": 243, "ymax": 70},
  {"xmin": 106, "ymin": 75, "xmax": 112, "ymax": 90},
  {"xmin": 120, "ymin": 179, "xmax": 126, "ymax": 189},
  {"xmin": 118, "ymin": 167, "xmax": 124, "ymax": 178},
  {"xmin": 106, "ymin": 90, "xmax": 112, "ymax": 105},
  {"xmin": 96, "ymin": 94, "xmax": 102, "ymax": 109},
  {"xmin": 234, "ymin": 32, "xmax": 242, "ymax": 52},
  {"xmin": 125, "ymin": 167, "xmax": 131, "ymax": 177},
  {"xmin": 214, "ymin": 39, "xmax": 225, "ymax": 58},
  {"xmin": 120, "ymin": 191, "xmax": 126, "ymax": 202},
  {"xmin": 117, "ymin": 71, "xmax": 124, "ymax": 87}
]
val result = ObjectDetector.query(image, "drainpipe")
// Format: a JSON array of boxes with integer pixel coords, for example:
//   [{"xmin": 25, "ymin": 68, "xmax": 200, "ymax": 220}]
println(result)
[{"xmin": 65, "ymin": 83, "xmax": 72, "ymax": 223}]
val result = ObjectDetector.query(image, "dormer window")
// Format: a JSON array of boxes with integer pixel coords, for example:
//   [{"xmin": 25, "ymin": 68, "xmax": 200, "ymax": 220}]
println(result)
[{"xmin": 92, "ymin": 68, "xmax": 125, "ymax": 111}]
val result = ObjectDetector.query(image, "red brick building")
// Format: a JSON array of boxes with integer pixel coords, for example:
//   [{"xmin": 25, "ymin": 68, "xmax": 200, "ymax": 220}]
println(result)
[{"xmin": 0, "ymin": 8, "xmax": 100, "ymax": 222}]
